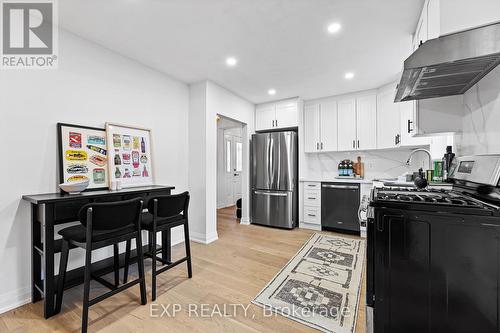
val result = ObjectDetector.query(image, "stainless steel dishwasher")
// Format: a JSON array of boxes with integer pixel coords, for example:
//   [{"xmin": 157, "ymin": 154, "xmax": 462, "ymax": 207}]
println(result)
[{"xmin": 321, "ymin": 182, "xmax": 360, "ymax": 234}]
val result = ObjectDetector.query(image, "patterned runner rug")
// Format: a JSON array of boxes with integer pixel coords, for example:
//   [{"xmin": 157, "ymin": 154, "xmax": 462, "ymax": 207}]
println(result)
[{"xmin": 252, "ymin": 233, "xmax": 365, "ymax": 333}]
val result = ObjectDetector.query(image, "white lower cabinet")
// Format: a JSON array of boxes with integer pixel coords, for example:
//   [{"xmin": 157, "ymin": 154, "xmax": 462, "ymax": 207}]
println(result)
[
  {"xmin": 301, "ymin": 182, "xmax": 321, "ymax": 228},
  {"xmin": 303, "ymin": 206, "xmax": 321, "ymax": 225}
]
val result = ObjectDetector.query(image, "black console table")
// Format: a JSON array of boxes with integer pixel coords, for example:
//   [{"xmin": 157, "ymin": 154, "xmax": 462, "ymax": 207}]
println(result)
[{"xmin": 22, "ymin": 185, "xmax": 175, "ymax": 319}]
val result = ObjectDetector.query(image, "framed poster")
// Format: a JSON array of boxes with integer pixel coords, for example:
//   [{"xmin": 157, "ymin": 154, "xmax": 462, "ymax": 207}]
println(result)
[
  {"xmin": 57, "ymin": 123, "xmax": 109, "ymax": 191},
  {"xmin": 105, "ymin": 123, "xmax": 154, "ymax": 188}
]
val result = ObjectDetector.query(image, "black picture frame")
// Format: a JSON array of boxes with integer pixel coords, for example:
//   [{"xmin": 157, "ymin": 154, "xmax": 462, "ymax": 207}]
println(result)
[{"xmin": 57, "ymin": 122, "xmax": 109, "ymax": 192}]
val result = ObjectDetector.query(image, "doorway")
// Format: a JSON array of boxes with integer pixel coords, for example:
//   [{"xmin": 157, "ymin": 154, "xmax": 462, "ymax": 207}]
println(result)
[{"xmin": 217, "ymin": 116, "xmax": 244, "ymax": 209}]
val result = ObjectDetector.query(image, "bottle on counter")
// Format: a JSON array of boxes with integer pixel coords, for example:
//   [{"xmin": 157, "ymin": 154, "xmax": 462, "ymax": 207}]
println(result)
[
  {"xmin": 348, "ymin": 160, "xmax": 354, "ymax": 176},
  {"xmin": 441, "ymin": 146, "xmax": 455, "ymax": 182},
  {"xmin": 339, "ymin": 161, "xmax": 346, "ymax": 176}
]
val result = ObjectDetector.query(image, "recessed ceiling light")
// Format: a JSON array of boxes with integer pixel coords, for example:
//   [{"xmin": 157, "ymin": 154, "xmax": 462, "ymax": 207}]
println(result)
[
  {"xmin": 327, "ymin": 22, "xmax": 342, "ymax": 34},
  {"xmin": 268, "ymin": 89, "xmax": 276, "ymax": 96},
  {"xmin": 345, "ymin": 72, "xmax": 354, "ymax": 79},
  {"xmin": 225, "ymin": 57, "xmax": 237, "ymax": 67}
]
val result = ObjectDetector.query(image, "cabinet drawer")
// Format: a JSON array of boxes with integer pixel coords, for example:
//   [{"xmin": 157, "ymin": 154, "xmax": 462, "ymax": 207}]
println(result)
[
  {"xmin": 304, "ymin": 206, "xmax": 321, "ymax": 225},
  {"xmin": 304, "ymin": 182, "xmax": 320, "ymax": 189},
  {"xmin": 304, "ymin": 189, "xmax": 320, "ymax": 206}
]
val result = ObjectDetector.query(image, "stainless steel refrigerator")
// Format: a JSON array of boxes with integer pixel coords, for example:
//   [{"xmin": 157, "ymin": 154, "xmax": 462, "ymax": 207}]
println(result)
[{"xmin": 251, "ymin": 131, "xmax": 297, "ymax": 229}]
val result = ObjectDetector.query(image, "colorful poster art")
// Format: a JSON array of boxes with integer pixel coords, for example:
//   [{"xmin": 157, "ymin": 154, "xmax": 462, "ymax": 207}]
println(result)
[
  {"xmin": 106, "ymin": 123, "xmax": 154, "ymax": 188},
  {"xmin": 58, "ymin": 123, "xmax": 109, "ymax": 191}
]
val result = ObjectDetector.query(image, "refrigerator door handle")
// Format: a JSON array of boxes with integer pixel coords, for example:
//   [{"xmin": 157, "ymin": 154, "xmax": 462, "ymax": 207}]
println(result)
[
  {"xmin": 254, "ymin": 190, "xmax": 288, "ymax": 197},
  {"xmin": 269, "ymin": 135, "xmax": 275, "ymax": 189},
  {"xmin": 267, "ymin": 136, "xmax": 271, "ymax": 187}
]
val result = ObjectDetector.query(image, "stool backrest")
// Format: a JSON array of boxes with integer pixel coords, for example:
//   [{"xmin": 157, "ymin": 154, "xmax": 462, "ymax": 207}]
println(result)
[
  {"xmin": 148, "ymin": 191, "xmax": 190, "ymax": 218},
  {"xmin": 78, "ymin": 198, "xmax": 143, "ymax": 230}
]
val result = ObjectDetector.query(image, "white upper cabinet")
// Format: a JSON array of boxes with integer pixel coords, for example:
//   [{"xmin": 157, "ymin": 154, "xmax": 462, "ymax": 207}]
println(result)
[
  {"xmin": 399, "ymin": 100, "xmax": 430, "ymax": 147},
  {"xmin": 275, "ymin": 99, "xmax": 299, "ymax": 129},
  {"xmin": 337, "ymin": 97, "xmax": 357, "ymax": 151},
  {"xmin": 320, "ymin": 101, "xmax": 338, "ymax": 152},
  {"xmin": 303, "ymin": 101, "xmax": 338, "ymax": 152},
  {"xmin": 255, "ymin": 98, "xmax": 299, "ymax": 131},
  {"xmin": 377, "ymin": 85, "xmax": 401, "ymax": 149},
  {"xmin": 304, "ymin": 103, "xmax": 321, "ymax": 153},
  {"xmin": 255, "ymin": 103, "xmax": 276, "ymax": 131},
  {"xmin": 356, "ymin": 93, "xmax": 377, "ymax": 150}
]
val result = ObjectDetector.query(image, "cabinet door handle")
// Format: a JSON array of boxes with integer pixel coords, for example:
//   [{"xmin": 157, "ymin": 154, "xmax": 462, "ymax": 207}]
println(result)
[
  {"xmin": 276, "ymin": 120, "xmax": 278, "ymax": 127},
  {"xmin": 408, "ymin": 120, "xmax": 413, "ymax": 133},
  {"xmin": 272, "ymin": 120, "xmax": 275, "ymax": 127},
  {"xmin": 316, "ymin": 142, "xmax": 319, "ymax": 150},
  {"xmin": 307, "ymin": 197, "xmax": 316, "ymax": 200},
  {"xmin": 320, "ymin": 142, "xmax": 323, "ymax": 150},
  {"xmin": 307, "ymin": 214, "xmax": 316, "ymax": 217},
  {"xmin": 357, "ymin": 140, "xmax": 360, "ymax": 148},
  {"xmin": 353, "ymin": 140, "xmax": 355, "ymax": 149}
]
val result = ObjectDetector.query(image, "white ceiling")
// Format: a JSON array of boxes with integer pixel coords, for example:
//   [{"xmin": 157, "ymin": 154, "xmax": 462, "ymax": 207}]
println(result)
[{"xmin": 60, "ymin": 0, "xmax": 424, "ymax": 104}]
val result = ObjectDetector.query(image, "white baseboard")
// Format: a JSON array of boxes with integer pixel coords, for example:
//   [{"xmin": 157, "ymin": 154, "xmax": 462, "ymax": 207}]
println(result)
[
  {"xmin": 299, "ymin": 222, "xmax": 321, "ymax": 231},
  {"xmin": 0, "ymin": 286, "xmax": 31, "ymax": 315},
  {"xmin": 190, "ymin": 231, "xmax": 218, "ymax": 244},
  {"xmin": 240, "ymin": 217, "xmax": 250, "ymax": 225}
]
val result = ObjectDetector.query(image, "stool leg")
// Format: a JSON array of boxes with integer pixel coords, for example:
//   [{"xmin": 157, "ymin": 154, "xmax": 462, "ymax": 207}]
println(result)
[
  {"xmin": 82, "ymin": 247, "xmax": 92, "ymax": 333},
  {"xmin": 113, "ymin": 244, "xmax": 119, "ymax": 287},
  {"xmin": 183, "ymin": 222, "xmax": 192, "ymax": 278},
  {"xmin": 135, "ymin": 233, "xmax": 147, "ymax": 305},
  {"xmin": 151, "ymin": 230, "xmax": 157, "ymax": 301},
  {"xmin": 55, "ymin": 240, "xmax": 70, "ymax": 313},
  {"xmin": 123, "ymin": 240, "xmax": 131, "ymax": 283}
]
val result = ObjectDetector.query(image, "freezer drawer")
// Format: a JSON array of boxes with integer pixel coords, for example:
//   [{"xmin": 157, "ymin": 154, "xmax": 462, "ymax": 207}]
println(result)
[{"xmin": 251, "ymin": 190, "xmax": 294, "ymax": 229}]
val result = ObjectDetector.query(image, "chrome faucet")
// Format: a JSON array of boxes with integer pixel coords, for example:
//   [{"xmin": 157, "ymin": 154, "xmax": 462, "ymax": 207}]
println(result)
[{"xmin": 406, "ymin": 148, "xmax": 433, "ymax": 170}]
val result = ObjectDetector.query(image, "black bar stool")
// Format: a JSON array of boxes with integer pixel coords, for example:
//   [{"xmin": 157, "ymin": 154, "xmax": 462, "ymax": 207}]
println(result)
[
  {"xmin": 124, "ymin": 191, "xmax": 192, "ymax": 301},
  {"xmin": 55, "ymin": 198, "xmax": 147, "ymax": 333}
]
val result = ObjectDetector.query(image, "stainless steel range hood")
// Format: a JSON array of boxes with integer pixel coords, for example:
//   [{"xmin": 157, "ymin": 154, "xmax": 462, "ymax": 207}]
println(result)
[{"xmin": 395, "ymin": 23, "xmax": 500, "ymax": 102}]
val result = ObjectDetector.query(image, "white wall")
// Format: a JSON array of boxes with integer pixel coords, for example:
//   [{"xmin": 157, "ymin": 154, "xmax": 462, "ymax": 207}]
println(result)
[
  {"xmin": 188, "ymin": 81, "xmax": 210, "ymax": 242},
  {"xmin": 189, "ymin": 81, "xmax": 254, "ymax": 243},
  {"xmin": 457, "ymin": 66, "xmax": 500, "ymax": 155},
  {"xmin": 206, "ymin": 82, "xmax": 254, "ymax": 227},
  {"xmin": 0, "ymin": 30, "xmax": 189, "ymax": 313}
]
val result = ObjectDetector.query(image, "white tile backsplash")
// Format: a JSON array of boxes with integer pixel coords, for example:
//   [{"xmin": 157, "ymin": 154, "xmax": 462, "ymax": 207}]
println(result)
[
  {"xmin": 302, "ymin": 149, "xmax": 431, "ymax": 181},
  {"xmin": 457, "ymin": 66, "xmax": 500, "ymax": 155}
]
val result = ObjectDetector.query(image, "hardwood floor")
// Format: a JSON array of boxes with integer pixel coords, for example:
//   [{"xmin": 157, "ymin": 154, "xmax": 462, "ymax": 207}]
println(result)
[{"xmin": 0, "ymin": 206, "xmax": 366, "ymax": 332}]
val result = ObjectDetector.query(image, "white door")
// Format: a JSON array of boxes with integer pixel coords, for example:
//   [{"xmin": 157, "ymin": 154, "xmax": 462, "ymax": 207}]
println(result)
[
  {"xmin": 356, "ymin": 93, "xmax": 377, "ymax": 150},
  {"xmin": 275, "ymin": 99, "xmax": 298, "ymax": 128},
  {"xmin": 303, "ymin": 103, "xmax": 320, "ymax": 152},
  {"xmin": 232, "ymin": 137, "xmax": 243, "ymax": 201},
  {"xmin": 223, "ymin": 134, "xmax": 243, "ymax": 207},
  {"xmin": 337, "ymin": 97, "xmax": 357, "ymax": 151},
  {"xmin": 320, "ymin": 101, "xmax": 338, "ymax": 152},
  {"xmin": 377, "ymin": 87, "xmax": 400, "ymax": 149},
  {"xmin": 255, "ymin": 103, "xmax": 275, "ymax": 131}
]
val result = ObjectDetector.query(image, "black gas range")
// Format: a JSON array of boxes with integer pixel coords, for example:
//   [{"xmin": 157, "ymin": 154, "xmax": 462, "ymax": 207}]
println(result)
[
  {"xmin": 366, "ymin": 154, "xmax": 500, "ymax": 333},
  {"xmin": 371, "ymin": 185, "xmax": 500, "ymax": 215}
]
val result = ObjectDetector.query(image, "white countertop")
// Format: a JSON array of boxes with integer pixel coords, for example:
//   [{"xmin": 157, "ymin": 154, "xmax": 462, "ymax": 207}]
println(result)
[
  {"xmin": 299, "ymin": 178, "xmax": 453, "ymax": 187},
  {"xmin": 300, "ymin": 177, "xmax": 373, "ymax": 184}
]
